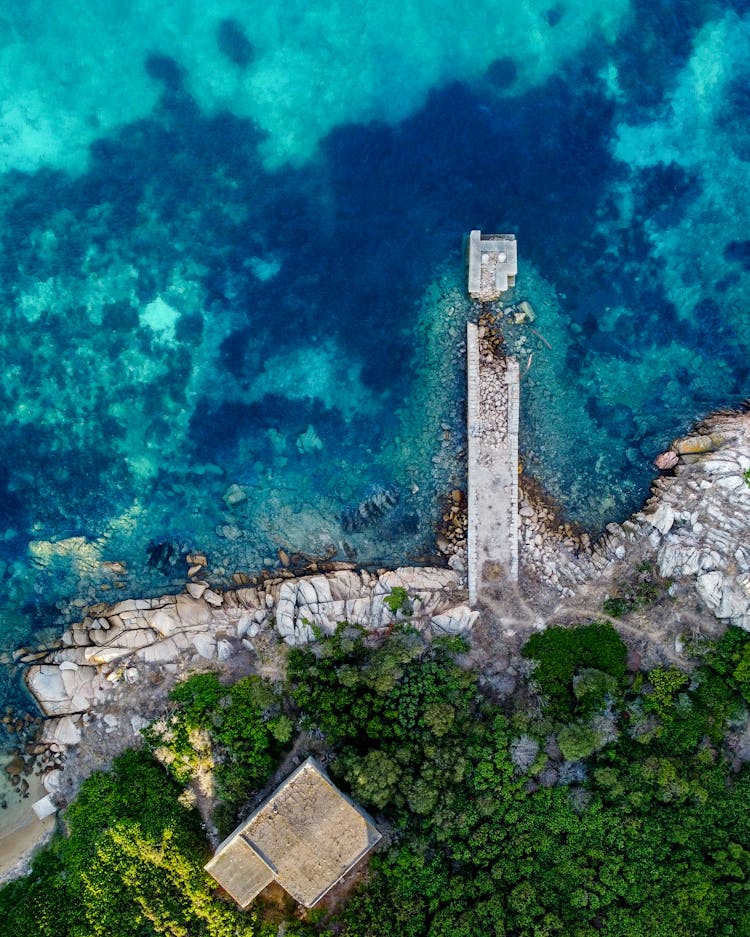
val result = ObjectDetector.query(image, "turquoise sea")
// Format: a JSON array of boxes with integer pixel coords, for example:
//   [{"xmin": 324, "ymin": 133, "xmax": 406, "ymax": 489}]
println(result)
[{"xmin": 0, "ymin": 0, "xmax": 749, "ymax": 725}]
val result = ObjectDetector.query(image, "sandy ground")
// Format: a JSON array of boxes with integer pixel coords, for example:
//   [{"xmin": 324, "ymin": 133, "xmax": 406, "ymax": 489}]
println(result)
[{"xmin": 0, "ymin": 756, "xmax": 55, "ymax": 884}]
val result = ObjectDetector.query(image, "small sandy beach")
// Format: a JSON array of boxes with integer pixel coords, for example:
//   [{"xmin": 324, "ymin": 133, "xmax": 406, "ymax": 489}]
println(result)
[{"xmin": 0, "ymin": 755, "xmax": 55, "ymax": 884}]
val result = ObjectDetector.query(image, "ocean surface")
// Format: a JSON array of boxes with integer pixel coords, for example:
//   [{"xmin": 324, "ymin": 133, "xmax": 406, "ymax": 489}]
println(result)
[{"xmin": 0, "ymin": 0, "xmax": 749, "ymax": 726}]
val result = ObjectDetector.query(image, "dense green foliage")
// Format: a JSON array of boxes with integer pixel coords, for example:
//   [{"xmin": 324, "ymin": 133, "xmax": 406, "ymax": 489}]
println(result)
[
  {"xmin": 6, "ymin": 623, "xmax": 750, "ymax": 936},
  {"xmin": 521, "ymin": 621, "xmax": 627, "ymax": 718},
  {"xmin": 0, "ymin": 750, "xmax": 257, "ymax": 937},
  {"xmin": 288, "ymin": 623, "xmax": 750, "ymax": 937},
  {"xmin": 143, "ymin": 672, "xmax": 291, "ymax": 833}
]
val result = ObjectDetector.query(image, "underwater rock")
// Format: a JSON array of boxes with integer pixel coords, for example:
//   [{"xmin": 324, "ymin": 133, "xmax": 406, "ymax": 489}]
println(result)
[
  {"xmin": 145, "ymin": 539, "xmax": 183, "ymax": 574},
  {"xmin": 296, "ymin": 425, "xmax": 323, "ymax": 454},
  {"xmin": 216, "ymin": 17, "xmax": 255, "ymax": 68},
  {"xmin": 341, "ymin": 486, "xmax": 400, "ymax": 533},
  {"xmin": 223, "ymin": 483, "xmax": 247, "ymax": 507}
]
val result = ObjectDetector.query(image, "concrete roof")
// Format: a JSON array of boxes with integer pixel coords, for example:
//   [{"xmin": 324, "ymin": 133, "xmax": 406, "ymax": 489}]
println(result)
[
  {"xmin": 206, "ymin": 757, "xmax": 381, "ymax": 909},
  {"xmin": 205, "ymin": 835, "xmax": 274, "ymax": 908}
]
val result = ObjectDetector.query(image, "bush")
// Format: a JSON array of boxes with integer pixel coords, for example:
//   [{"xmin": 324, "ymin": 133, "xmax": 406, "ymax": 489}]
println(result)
[
  {"xmin": 0, "ymin": 750, "xmax": 257, "ymax": 937},
  {"xmin": 522, "ymin": 622, "xmax": 627, "ymax": 718},
  {"xmin": 144, "ymin": 672, "xmax": 291, "ymax": 826}
]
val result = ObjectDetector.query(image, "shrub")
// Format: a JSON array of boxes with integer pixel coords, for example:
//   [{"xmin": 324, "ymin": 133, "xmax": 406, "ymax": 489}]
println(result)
[{"xmin": 522, "ymin": 622, "xmax": 627, "ymax": 718}]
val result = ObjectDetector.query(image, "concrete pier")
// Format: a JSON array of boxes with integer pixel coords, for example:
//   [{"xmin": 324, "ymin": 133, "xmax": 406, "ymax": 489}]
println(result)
[
  {"xmin": 467, "ymin": 230, "xmax": 517, "ymax": 302},
  {"xmin": 466, "ymin": 322, "xmax": 519, "ymax": 605}
]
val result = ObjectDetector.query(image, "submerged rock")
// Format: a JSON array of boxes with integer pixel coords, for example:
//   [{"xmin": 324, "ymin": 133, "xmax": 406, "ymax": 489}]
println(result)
[{"xmin": 341, "ymin": 486, "xmax": 401, "ymax": 533}]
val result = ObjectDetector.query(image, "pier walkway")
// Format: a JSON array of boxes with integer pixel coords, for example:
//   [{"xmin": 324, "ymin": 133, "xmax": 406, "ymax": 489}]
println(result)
[{"xmin": 466, "ymin": 322, "xmax": 519, "ymax": 605}]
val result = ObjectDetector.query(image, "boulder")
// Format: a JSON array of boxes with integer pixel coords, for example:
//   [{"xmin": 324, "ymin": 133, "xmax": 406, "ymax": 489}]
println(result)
[
  {"xmin": 174, "ymin": 594, "xmax": 214, "ymax": 627},
  {"xmin": 26, "ymin": 666, "xmax": 71, "ymax": 716},
  {"xmin": 150, "ymin": 609, "xmax": 180, "ymax": 637},
  {"xmin": 645, "ymin": 504, "xmax": 675, "ymax": 535},
  {"xmin": 42, "ymin": 769, "xmax": 63, "ymax": 794},
  {"xmin": 654, "ymin": 450, "xmax": 679, "ymax": 470},
  {"xmin": 216, "ymin": 639, "xmax": 233, "ymax": 661},
  {"xmin": 674, "ymin": 434, "xmax": 716, "ymax": 455},
  {"xmin": 186, "ymin": 581, "xmax": 208, "ymax": 599},
  {"xmin": 43, "ymin": 716, "xmax": 82, "ymax": 746},
  {"xmin": 430, "ymin": 605, "xmax": 479, "ymax": 634},
  {"xmin": 139, "ymin": 638, "xmax": 179, "ymax": 664},
  {"xmin": 192, "ymin": 634, "xmax": 217, "ymax": 659},
  {"xmin": 32, "ymin": 794, "xmax": 58, "ymax": 820},
  {"xmin": 696, "ymin": 571, "xmax": 724, "ymax": 615}
]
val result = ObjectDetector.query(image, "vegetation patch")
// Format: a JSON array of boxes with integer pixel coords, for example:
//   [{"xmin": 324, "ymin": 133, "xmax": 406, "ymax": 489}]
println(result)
[
  {"xmin": 6, "ymin": 623, "xmax": 750, "ymax": 936},
  {"xmin": 143, "ymin": 672, "xmax": 292, "ymax": 835},
  {"xmin": 521, "ymin": 621, "xmax": 627, "ymax": 718},
  {"xmin": 603, "ymin": 561, "xmax": 673, "ymax": 618}
]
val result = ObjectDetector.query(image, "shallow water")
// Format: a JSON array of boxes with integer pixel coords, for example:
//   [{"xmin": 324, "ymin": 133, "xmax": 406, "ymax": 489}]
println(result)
[{"xmin": 0, "ymin": 0, "xmax": 749, "ymax": 727}]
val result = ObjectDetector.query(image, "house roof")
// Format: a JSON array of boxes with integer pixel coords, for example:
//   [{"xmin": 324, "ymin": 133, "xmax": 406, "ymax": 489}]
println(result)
[{"xmin": 205, "ymin": 757, "xmax": 381, "ymax": 908}]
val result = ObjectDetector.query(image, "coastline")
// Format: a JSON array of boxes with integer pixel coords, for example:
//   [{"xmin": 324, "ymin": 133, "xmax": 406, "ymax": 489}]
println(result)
[
  {"xmin": 0, "ymin": 755, "xmax": 55, "ymax": 883},
  {"xmin": 3, "ymin": 397, "xmax": 750, "ymax": 885}
]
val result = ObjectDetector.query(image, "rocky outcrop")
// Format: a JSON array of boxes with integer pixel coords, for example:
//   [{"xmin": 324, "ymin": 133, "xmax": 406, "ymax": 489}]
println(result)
[
  {"xmin": 637, "ymin": 413, "xmax": 750, "ymax": 629},
  {"xmin": 516, "ymin": 408, "xmax": 750, "ymax": 640},
  {"xmin": 25, "ymin": 565, "xmax": 467, "ymax": 720},
  {"xmin": 590, "ymin": 410, "xmax": 750, "ymax": 630}
]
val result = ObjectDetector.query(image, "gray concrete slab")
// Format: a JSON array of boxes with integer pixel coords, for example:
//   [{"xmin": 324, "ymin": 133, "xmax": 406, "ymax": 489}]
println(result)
[{"xmin": 466, "ymin": 323, "xmax": 519, "ymax": 605}]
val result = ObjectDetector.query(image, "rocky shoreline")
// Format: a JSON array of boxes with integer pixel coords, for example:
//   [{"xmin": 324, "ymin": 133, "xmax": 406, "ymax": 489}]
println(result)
[
  {"xmin": 3, "ymin": 399, "xmax": 750, "ymax": 883},
  {"xmin": 3, "ymin": 565, "xmax": 470, "ymax": 839}
]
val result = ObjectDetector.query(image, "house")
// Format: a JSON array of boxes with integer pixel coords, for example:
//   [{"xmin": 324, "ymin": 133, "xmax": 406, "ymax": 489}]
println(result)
[
  {"xmin": 205, "ymin": 757, "xmax": 381, "ymax": 909},
  {"xmin": 467, "ymin": 230, "xmax": 517, "ymax": 301}
]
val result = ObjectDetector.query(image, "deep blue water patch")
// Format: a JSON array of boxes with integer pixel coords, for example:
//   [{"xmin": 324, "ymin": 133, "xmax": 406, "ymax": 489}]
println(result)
[{"xmin": 1, "ymin": 1, "xmax": 750, "ymax": 730}]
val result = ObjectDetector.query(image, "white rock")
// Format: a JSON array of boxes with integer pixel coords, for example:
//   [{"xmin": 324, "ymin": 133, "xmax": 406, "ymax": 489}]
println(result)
[
  {"xmin": 717, "ymin": 475, "xmax": 744, "ymax": 490},
  {"xmin": 43, "ymin": 770, "xmax": 62, "ymax": 794},
  {"xmin": 696, "ymin": 571, "xmax": 724, "ymax": 613},
  {"xmin": 150, "ymin": 609, "xmax": 179, "ymax": 637},
  {"xmin": 84, "ymin": 646, "xmax": 132, "ymax": 665},
  {"xmin": 124, "ymin": 668, "xmax": 140, "ymax": 684},
  {"xmin": 130, "ymin": 715, "xmax": 149, "ymax": 734},
  {"xmin": 186, "ymin": 581, "xmax": 208, "ymax": 600},
  {"xmin": 103, "ymin": 714, "xmax": 119, "ymax": 728},
  {"xmin": 192, "ymin": 634, "xmax": 217, "ymax": 659},
  {"xmin": 430, "ymin": 605, "xmax": 479, "ymax": 634},
  {"xmin": 448, "ymin": 554, "xmax": 466, "ymax": 573},
  {"xmin": 216, "ymin": 639, "xmax": 233, "ymax": 661},
  {"xmin": 44, "ymin": 715, "xmax": 82, "ymax": 746},
  {"xmin": 59, "ymin": 660, "xmax": 79, "ymax": 672},
  {"xmin": 174, "ymin": 594, "xmax": 214, "ymax": 627},
  {"xmin": 139, "ymin": 638, "xmax": 179, "ymax": 664},
  {"xmin": 647, "ymin": 504, "xmax": 675, "ymax": 535},
  {"xmin": 236, "ymin": 613, "xmax": 252, "ymax": 638},
  {"xmin": 203, "ymin": 589, "xmax": 223, "ymax": 607},
  {"xmin": 26, "ymin": 666, "xmax": 70, "ymax": 715},
  {"xmin": 32, "ymin": 795, "xmax": 58, "ymax": 820}
]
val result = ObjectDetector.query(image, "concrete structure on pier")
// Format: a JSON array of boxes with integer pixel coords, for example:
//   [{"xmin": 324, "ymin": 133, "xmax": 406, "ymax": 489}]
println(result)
[
  {"xmin": 467, "ymin": 230, "xmax": 517, "ymax": 302},
  {"xmin": 466, "ymin": 322, "xmax": 520, "ymax": 605}
]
